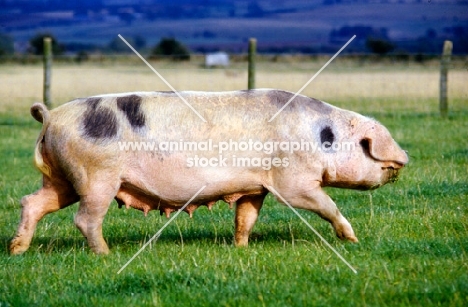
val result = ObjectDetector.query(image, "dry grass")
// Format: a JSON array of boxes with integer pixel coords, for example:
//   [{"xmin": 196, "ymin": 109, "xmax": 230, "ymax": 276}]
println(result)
[{"xmin": 0, "ymin": 61, "xmax": 466, "ymax": 116}]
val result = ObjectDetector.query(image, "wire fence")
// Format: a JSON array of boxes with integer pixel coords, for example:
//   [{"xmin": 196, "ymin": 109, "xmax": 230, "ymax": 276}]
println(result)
[{"xmin": 0, "ymin": 53, "xmax": 466, "ymax": 116}]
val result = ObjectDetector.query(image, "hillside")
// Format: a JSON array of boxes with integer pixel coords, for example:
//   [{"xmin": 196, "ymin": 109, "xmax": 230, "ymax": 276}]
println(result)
[{"xmin": 1, "ymin": 0, "xmax": 467, "ymax": 54}]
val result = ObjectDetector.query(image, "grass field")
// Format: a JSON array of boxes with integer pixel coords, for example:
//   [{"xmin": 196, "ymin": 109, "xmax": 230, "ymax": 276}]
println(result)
[{"xmin": 0, "ymin": 60, "xmax": 467, "ymax": 306}]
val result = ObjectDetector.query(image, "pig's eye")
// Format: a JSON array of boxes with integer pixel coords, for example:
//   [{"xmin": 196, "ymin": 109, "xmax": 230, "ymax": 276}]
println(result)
[{"xmin": 360, "ymin": 139, "xmax": 370, "ymax": 152}]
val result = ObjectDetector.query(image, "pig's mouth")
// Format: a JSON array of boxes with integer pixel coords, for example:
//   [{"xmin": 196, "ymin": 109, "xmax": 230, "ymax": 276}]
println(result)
[
  {"xmin": 383, "ymin": 166, "xmax": 400, "ymax": 183},
  {"xmin": 364, "ymin": 167, "xmax": 400, "ymax": 190},
  {"xmin": 377, "ymin": 159, "xmax": 404, "ymax": 184},
  {"xmin": 381, "ymin": 159, "xmax": 406, "ymax": 184}
]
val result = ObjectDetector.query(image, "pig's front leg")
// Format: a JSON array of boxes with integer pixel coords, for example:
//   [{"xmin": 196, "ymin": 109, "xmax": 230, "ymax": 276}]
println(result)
[{"xmin": 270, "ymin": 183, "xmax": 358, "ymax": 243}]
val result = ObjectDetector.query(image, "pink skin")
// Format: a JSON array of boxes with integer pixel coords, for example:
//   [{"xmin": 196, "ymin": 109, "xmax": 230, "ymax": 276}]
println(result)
[{"xmin": 10, "ymin": 90, "xmax": 408, "ymax": 254}]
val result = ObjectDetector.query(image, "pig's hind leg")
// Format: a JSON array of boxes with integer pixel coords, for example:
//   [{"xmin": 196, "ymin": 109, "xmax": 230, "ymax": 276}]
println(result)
[
  {"xmin": 73, "ymin": 174, "xmax": 120, "ymax": 255},
  {"xmin": 10, "ymin": 176, "xmax": 79, "ymax": 255},
  {"xmin": 234, "ymin": 194, "xmax": 266, "ymax": 247}
]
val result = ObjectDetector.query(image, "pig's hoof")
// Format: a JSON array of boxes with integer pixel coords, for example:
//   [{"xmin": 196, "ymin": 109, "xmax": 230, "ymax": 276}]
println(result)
[
  {"xmin": 92, "ymin": 248, "xmax": 110, "ymax": 255},
  {"xmin": 234, "ymin": 231, "xmax": 250, "ymax": 247},
  {"xmin": 9, "ymin": 240, "xmax": 28, "ymax": 255},
  {"xmin": 88, "ymin": 242, "xmax": 110, "ymax": 255},
  {"xmin": 234, "ymin": 238, "xmax": 249, "ymax": 247},
  {"xmin": 336, "ymin": 233, "xmax": 359, "ymax": 243},
  {"xmin": 333, "ymin": 220, "xmax": 358, "ymax": 243}
]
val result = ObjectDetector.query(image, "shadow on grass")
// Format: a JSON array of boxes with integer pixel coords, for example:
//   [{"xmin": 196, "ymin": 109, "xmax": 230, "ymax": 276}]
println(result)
[
  {"xmin": 0, "ymin": 227, "xmax": 304, "ymax": 255},
  {"xmin": 0, "ymin": 235, "xmax": 87, "ymax": 255}
]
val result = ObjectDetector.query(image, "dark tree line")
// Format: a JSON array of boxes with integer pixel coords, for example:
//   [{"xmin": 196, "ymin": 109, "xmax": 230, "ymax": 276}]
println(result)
[{"xmin": 0, "ymin": 32, "xmax": 191, "ymax": 61}]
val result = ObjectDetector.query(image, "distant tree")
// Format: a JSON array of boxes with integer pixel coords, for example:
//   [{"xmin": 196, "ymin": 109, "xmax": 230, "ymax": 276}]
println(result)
[
  {"xmin": 29, "ymin": 33, "xmax": 64, "ymax": 55},
  {"xmin": 330, "ymin": 26, "xmax": 389, "ymax": 46},
  {"xmin": 366, "ymin": 38, "xmax": 394, "ymax": 55},
  {"xmin": 151, "ymin": 38, "xmax": 190, "ymax": 61},
  {"xmin": 0, "ymin": 32, "xmax": 14, "ymax": 56}
]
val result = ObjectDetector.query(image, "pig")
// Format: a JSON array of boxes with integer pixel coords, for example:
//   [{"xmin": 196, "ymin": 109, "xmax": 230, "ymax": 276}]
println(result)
[{"xmin": 10, "ymin": 89, "xmax": 408, "ymax": 255}]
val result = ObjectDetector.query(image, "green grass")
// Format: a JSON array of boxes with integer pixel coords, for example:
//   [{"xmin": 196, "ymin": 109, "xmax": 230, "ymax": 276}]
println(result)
[{"xmin": 1, "ymin": 73, "xmax": 467, "ymax": 306}]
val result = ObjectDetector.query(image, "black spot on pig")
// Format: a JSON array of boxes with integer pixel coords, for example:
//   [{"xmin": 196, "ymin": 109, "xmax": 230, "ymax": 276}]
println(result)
[
  {"xmin": 117, "ymin": 95, "xmax": 146, "ymax": 130},
  {"xmin": 320, "ymin": 126, "xmax": 335, "ymax": 148},
  {"xmin": 86, "ymin": 97, "xmax": 102, "ymax": 110},
  {"xmin": 82, "ymin": 107, "xmax": 118, "ymax": 139},
  {"xmin": 270, "ymin": 90, "xmax": 332, "ymax": 115}
]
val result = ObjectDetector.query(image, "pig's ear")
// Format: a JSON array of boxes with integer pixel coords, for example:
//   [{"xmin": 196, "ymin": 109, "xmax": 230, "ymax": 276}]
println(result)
[{"xmin": 362, "ymin": 124, "xmax": 408, "ymax": 165}]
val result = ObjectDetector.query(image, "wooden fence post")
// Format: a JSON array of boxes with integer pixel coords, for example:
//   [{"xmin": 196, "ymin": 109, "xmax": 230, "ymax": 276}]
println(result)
[
  {"xmin": 439, "ymin": 40, "xmax": 452, "ymax": 118},
  {"xmin": 43, "ymin": 37, "xmax": 52, "ymax": 108},
  {"xmin": 248, "ymin": 38, "xmax": 257, "ymax": 90}
]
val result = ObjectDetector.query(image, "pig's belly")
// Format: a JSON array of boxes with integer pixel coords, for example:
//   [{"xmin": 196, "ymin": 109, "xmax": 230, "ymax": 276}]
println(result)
[{"xmin": 116, "ymin": 158, "xmax": 268, "ymax": 217}]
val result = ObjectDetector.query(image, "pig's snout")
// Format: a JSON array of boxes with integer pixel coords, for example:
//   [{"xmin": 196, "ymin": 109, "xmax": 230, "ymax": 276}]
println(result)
[{"xmin": 381, "ymin": 160, "xmax": 406, "ymax": 170}]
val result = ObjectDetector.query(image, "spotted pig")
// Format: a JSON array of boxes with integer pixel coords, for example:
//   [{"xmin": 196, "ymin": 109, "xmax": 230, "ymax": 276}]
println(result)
[{"xmin": 10, "ymin": 89, "xmax": 408, "ymax": 254}]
